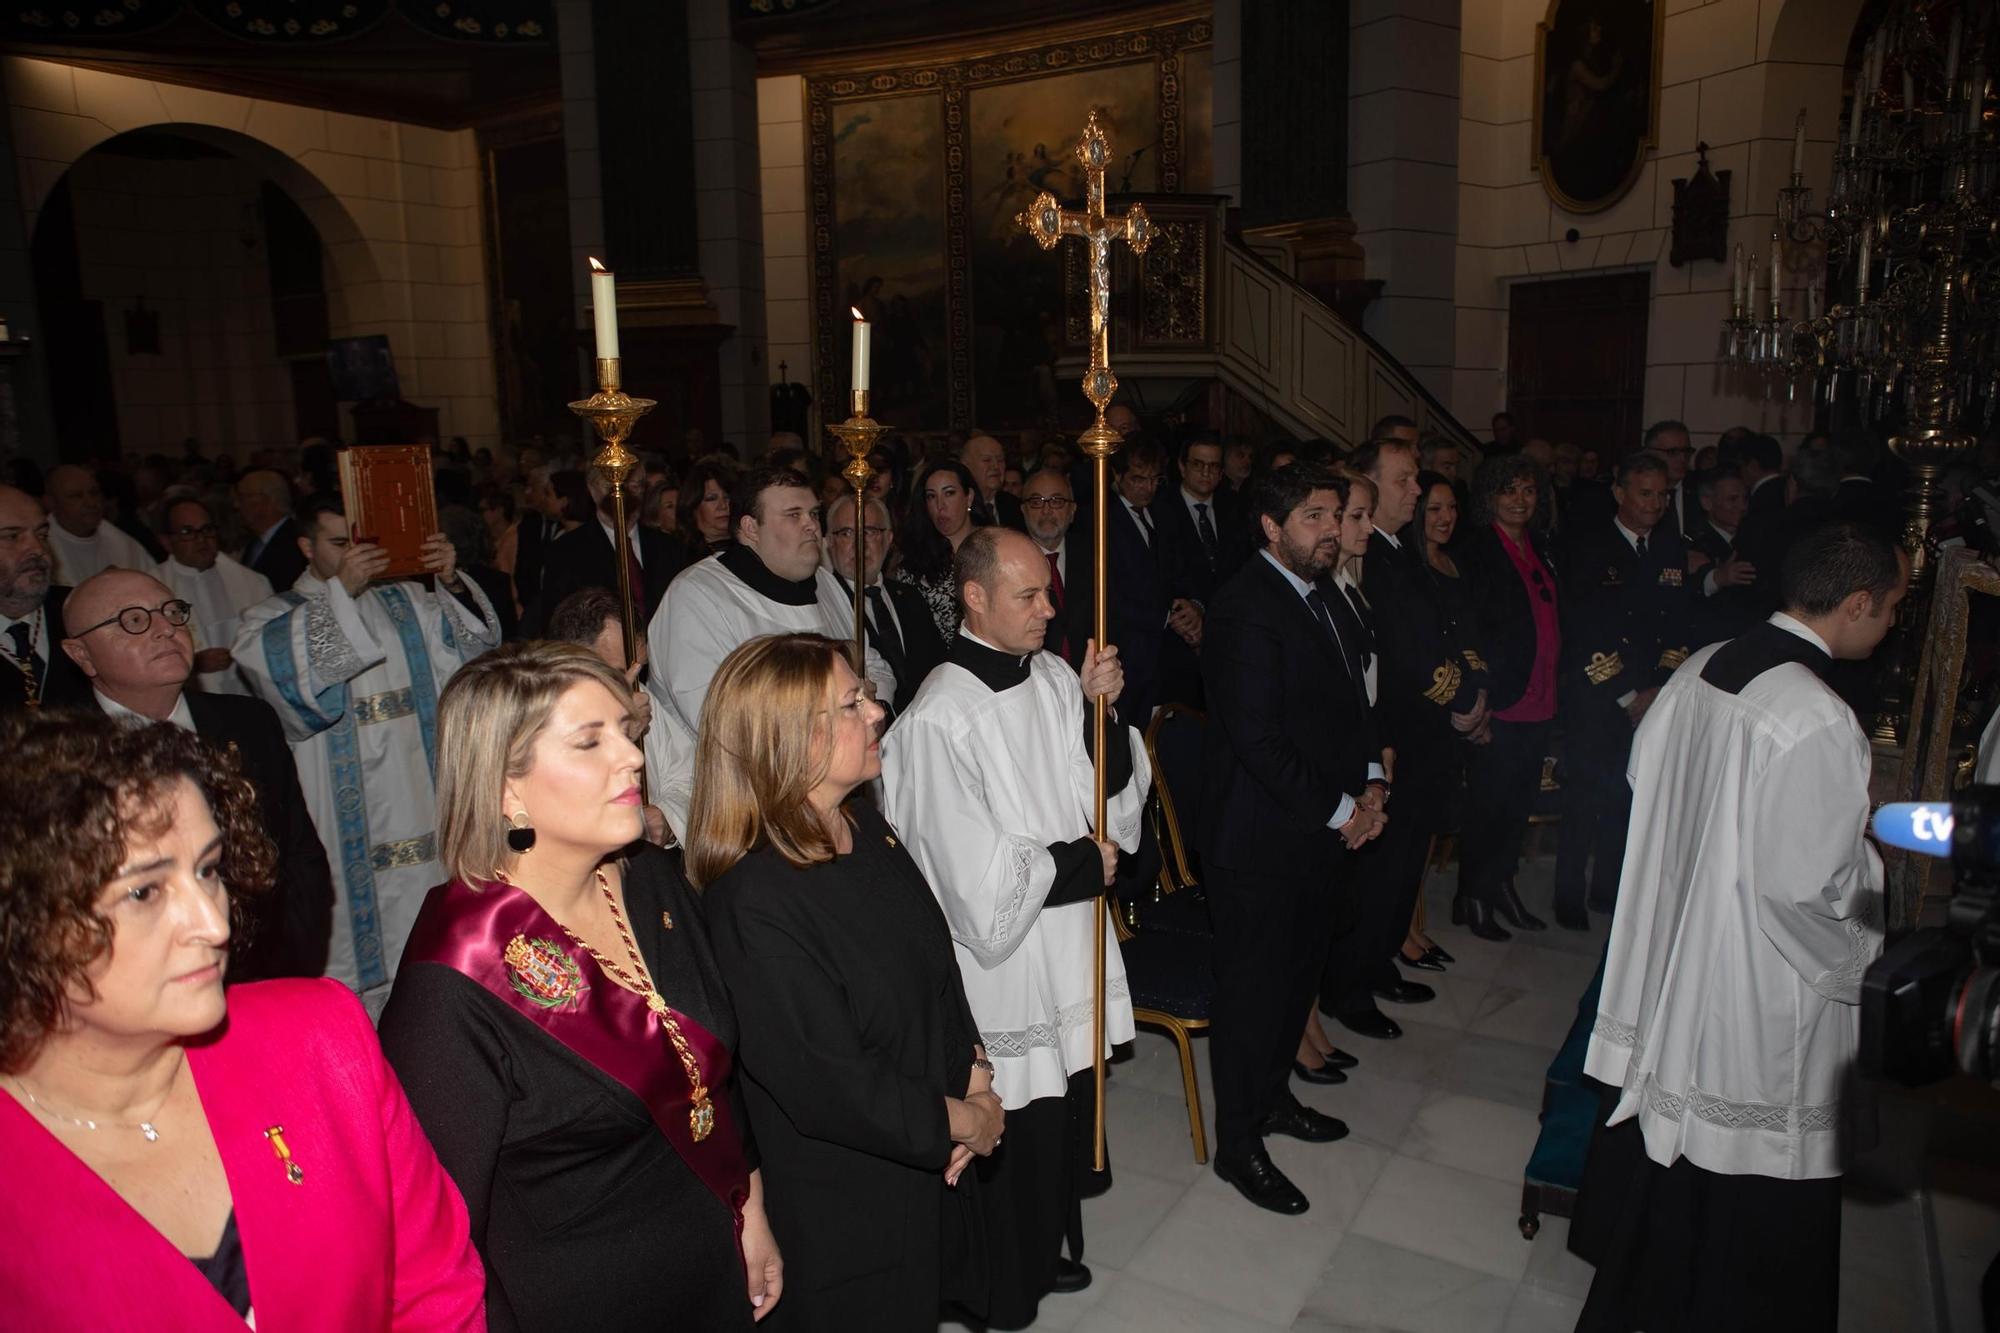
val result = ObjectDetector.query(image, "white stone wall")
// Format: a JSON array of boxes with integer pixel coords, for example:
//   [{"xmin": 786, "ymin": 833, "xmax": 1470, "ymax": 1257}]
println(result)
[
  {"xmin": 758, "ymin": 74, "xmax": 810, "ymax": 428},
  {"xmin": 1454, "ymin": 0, "xmax": 1859, "ymax": 450},
  {"xmin": 5, "ymin": 55, "xmax": 499, "ymax": 455}
]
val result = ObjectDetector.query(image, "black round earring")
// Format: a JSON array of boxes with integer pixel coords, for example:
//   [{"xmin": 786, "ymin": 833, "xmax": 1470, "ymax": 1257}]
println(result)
[{"xmin": 505, "ymin": 812, "xmax": 536, "ymax": 853}]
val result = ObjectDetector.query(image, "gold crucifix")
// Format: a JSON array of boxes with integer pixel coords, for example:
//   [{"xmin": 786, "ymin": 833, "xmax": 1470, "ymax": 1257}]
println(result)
[{"xmin": 1015, "ymin": 108, "xmax": 1151, "ymax": 1176}]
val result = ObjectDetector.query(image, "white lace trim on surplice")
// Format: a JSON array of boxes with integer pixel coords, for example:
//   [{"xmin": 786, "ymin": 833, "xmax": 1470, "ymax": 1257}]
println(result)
[{"xmin": 981, "ymin": 976, "xmax": 1133, "ymax": 1059}]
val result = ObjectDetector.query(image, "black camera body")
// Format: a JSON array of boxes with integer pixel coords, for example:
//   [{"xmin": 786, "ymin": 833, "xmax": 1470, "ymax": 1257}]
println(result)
[{"xmin": 1861, "ymin": 787, "xmax": 2000, "ymax": 1085}]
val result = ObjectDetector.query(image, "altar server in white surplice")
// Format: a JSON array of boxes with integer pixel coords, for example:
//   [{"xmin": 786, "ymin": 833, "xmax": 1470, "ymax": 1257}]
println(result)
[
  {"xmin": 234, "ymin": 495, "xmax": 500, "ymax": 1011},
  {"xmin": 645, "ymin": 464, "xmax": 894, "ymax": 838},
  {"xmin": 156, "ymin": 497, "xmax": 271, "ymax": 696},
  {"xmin": 1569, "ymin": 521, "xmax": 1907, "ymax": 1333},
  {"xmin": 881, "ymin": 526, "xmax": 1148, "ymax": 1328},
  {"xmin": 44, "ymin": 463, "xmax": 157, "ymax": 583}
]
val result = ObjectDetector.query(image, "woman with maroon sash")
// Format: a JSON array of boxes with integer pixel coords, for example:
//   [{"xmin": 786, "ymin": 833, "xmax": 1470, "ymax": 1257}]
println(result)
[
  {"xmin": 379, "ymin": 642, "xmax": 782, "ymax": 1331},
  {"xmin": 0, "ymin": 712, "xmax": 484, "ymax": 1330}
]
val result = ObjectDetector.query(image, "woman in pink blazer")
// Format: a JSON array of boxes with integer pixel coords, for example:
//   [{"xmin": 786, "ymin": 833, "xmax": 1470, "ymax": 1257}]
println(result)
[{"xmin": 0, "ymin": 711, "xmax": 484, "ymax": 1330}]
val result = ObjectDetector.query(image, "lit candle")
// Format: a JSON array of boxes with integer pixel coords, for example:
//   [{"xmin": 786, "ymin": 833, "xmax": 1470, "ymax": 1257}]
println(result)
[
  {"xmin": 1946, "ymin": 13, "xmax": 1962, "ymax": 91},
  {"xmin": 1732, "ymin": 242, "xmax": 1745, "ymax": 312},
  {"xmin": 1792, "ymin": 108, "xmax": 1807, "ymax": 176},
  {"xmin": 850, "ymin": 306, "xmax": 871, "ymax": 394},
  {"xmin": 588, "ymin": 257, "xmax": 619, "ymax": 363}
]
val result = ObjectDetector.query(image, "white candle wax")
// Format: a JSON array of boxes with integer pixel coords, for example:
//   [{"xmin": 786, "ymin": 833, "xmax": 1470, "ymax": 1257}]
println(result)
[
  {"xmin": 850, "ymin": 306, "xmax": 871, "ymax": 394},
  {"xmin": 1747, "ymin": 259, "xmax": 1759, "ymax": 318},
  {"xmin": 1856, "ymin": 228, "xmax": 1871, "ymax": 303},
  {"xmin": 1770, "ymin": 233, "xmax": 1782, "ymax": 307},
  {"xmin": 589, "ymin": 259, "xmax": 619, "ymax": 363}
]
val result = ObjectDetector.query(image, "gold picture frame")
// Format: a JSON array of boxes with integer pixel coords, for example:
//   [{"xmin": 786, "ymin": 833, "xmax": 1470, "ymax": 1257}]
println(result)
[{"xmin": 1530, "ymin": 0, "xmax": 1667, "ymax": 214}]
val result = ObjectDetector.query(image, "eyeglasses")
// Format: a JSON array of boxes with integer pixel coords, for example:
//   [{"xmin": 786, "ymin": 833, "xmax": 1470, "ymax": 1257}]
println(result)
[
  {"xmin": 1182, "ymin": 459, "xmax": 1222, "ymax": 474},
  {"xmin": 829, "ymin": 526, "xmax": 890, "ymax": 540},
  {"xmin": 170, "ymin": 523, "xmax": 218, "ymax": 539},
  {"xmin": 1023, "ymin": 496, "xmax": 1074, "ymax": 511},
  {"xmin": 73, "ymin": 599, "xmax": 193, "ymax": 637}
]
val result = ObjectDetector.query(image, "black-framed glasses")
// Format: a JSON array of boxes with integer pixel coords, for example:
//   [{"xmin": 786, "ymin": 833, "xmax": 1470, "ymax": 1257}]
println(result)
[
  {"xmin": 1023, "ymin": 496, "xmax": 1074, "ymax": 511},
  {"xmin": 170, "ymin": 523, "xmax": 218, "ymax": 539},
  {"xmin": 73, "ymin": 600, "xmax": 193, "ymax": 637},
  {"xmin": 829, "ymin": 525, "xmax": 891, "ymax": 540}
]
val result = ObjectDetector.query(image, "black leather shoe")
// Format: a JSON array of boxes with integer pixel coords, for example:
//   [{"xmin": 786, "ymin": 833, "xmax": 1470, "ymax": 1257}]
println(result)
[
  {"xmin": 1260, "ymin": 1099, "xmax": 1350, "ymax": 1143},
  {"xmin": 1424, "ymin": 943, "xmax": 1456, "ymax": 965},
  {"xmin": 1051, "ymin": 1258, "xmax": 1093, "ymax": 1293},
  {"xmin": 1452, "ymin": 896, "xmax": 1513, "ymax": 942},
  {"xmin": 1335, "ymin": 1007, "xmax": 1403, "ymax": 1040},
  {"xmin": 1554, "ymin": 904, "xmax": 1590, "ymax": 931},
  {"xmin": 1215, "ymin": 1149, "xmax": 1309, "ymax": 1215},
  {"xmin": 1399, "ymin": 949, "xmax": 1447, "ymax": 973},
  {"xmin": 1374, "ymin": 980, "xmax": 1436, "ymax": 1005},
  {"xmin": 1494, "ymin": 881, "xmax": 1547, "ymax": 932},
  {"xmin": 1325, "ymin": 1046, "xmax": 1360, "ymax": 1070},
  {"xmin": 1292, "ymin": 1058, "xmax": 1348, "ymax": 1085}
]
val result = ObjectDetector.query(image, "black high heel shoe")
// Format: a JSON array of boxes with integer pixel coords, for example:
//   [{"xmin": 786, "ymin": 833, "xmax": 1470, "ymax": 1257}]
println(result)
[
  {"xmin": 1451, "ymin": 895, "xmax": 1513, "ymax": 942},
  {"xmin": 1423, "ymin": 943, "xmax": 1456, "ymax": 965},
  {"xmin": 1398, "ymin": 948, "xmax": 1446, "ymax": 973},
  {"xmin": 1493, "ymin": 880, "xmax": 1547, "ymax": 932}
]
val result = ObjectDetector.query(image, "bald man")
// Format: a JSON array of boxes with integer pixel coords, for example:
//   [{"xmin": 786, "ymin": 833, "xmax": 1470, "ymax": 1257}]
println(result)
[
  {"xmin": 43, "ymin": 464, "xmax": 157, "ymax": 585},
  {"xmin": 961, "ymin": 434, "xmax": 1026, "ymax": 531},
  {"xmin": 60, "ymin": 567, "xmax": 334, "ymax": 978},
  {"xmin": 0, "ymin": 484, "xmax": 89, "ymax": 712}
]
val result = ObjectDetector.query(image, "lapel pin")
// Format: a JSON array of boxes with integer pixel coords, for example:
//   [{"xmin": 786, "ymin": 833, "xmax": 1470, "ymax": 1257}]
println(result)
[
  {"xmin": 264, "ymin": 1125, "xmax": 304, "ymax": 1185},
  {"xmin": 661, "ymin": 910, "xmax": 675, "ymax": 930}
]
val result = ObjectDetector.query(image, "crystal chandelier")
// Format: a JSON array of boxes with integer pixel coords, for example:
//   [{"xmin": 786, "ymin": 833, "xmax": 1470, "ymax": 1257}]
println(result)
[{"xmin": 1721, "ymin": 0, "xmax": 1995, "ymax": 586}]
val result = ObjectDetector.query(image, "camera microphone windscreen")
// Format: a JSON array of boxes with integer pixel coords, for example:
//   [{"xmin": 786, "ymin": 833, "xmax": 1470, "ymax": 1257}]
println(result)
[{"xmin": 1873, "ymin": 803, "xmax": 1956, "ymax": 858}]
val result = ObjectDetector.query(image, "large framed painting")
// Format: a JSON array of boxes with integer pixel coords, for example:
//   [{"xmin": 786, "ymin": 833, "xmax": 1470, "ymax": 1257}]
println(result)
[
  {"xmin": 1531, "ymin": 0, "xmax": 1665, "ymax": 214},
  {"xmin": 806, "ymin": 11, "xmax": 1211, "ymax": 433}
]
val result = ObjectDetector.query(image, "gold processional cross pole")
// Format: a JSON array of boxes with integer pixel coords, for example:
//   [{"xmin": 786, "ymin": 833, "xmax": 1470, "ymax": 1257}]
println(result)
[{"xmin": 1017, "ymin": 108, "xmax": 1151, "ymax": 1173}]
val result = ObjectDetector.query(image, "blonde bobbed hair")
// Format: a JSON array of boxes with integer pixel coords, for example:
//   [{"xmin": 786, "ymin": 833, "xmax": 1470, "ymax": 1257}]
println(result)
[
  {"xmin": 435, "ymin": 640, "xmax": 637, "ymax": 885},
  {"xmin": 681, "ymin": 633, "xmax": 851, "ymax": 889}
]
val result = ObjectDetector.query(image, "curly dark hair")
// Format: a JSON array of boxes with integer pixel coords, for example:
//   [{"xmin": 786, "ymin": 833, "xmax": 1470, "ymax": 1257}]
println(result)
[{"xmin": 0, "ymin": 711, "xmax": 276, "ymax": 1073}]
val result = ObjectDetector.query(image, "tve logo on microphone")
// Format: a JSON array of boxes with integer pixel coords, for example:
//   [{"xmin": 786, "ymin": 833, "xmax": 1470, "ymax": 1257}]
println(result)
[{"xmin": 1872, "ymin": 803, "xmax": 1956, "ymax": 857}]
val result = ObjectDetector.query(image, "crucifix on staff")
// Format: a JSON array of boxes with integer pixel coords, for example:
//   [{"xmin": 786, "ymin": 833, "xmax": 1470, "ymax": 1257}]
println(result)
[{"xmin": 1016, "ymin": 108, "xmax": 1152, "ymax": 1173}]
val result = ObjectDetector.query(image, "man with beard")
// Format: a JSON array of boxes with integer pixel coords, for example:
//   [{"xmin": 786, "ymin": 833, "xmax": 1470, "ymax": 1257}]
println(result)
[
  {"xmin": 1203, "ymin": 466, "xmax": 1384, "ymax": 1214},
  {"xmin": 0, "ymin": 485, "xmax": 89, "ymax": 713},
  {"xmin": 645, "ymin": 464, "xmax": 896, "ymax": 838},
  {"xmin": 61, "ymin": 567, "xmax": 334, "ymax": 978}
]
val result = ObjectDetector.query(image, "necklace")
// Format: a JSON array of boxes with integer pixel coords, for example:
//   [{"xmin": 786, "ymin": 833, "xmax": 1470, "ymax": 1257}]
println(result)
[
  {"xmin": 556, "ymin": 867, "xmax": 717, "ymax": 1143},
  {"xmin": 4, "ymin": 608, "xmax": 42, "ymax": 709},
  {"xmin": 13, "ymin": 1053, "xmax": 181, "ymax": 1143}
]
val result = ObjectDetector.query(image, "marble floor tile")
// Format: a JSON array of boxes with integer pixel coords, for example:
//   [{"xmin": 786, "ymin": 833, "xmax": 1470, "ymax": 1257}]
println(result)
[
  {"xmin": 1297, "ymin": 1233, "xmax": 1518, "ymax": 1332},
  {"xmin": 1080, "ymin": 1168, "xmax": 1186, "ymax": 1271},
  {"xmin": 1390, "ymin": 969, "xmax": 1492, "ymax": 1032},
  {"xmin": 1349, "ymin": 1154, "xmax": 1536, "ymax": 1282},
  {"xmin": 1332, "ymin": 1015, "xmax": 1465, "ymax": 1086},
  {"xmin": 1500, "ymin": 1285, "xmax": 1587, "ymax": 1333},
  {"xmin": 1503, "ymin": 943, "xmax": 1602, "ymax": 995},
  {"xmin": 1126, "ymin": 1169, "xmax": 1347, "ymax": 1326},
  {"xmin": 1515, "ymin": 1215, "xmax": 1597, "ymax": 1302},
  {"xmin": 1261, "ymin": 1135, "xmax": 1394, "ymax": 1235},
  {"xmin": 1424, "ymin": 1032, "xmax": 1556, "ymax": 1112},
  {"xmin": 1101, "ymin": 1083, "xmax": 1210, "ymax": 1187},
  {"xmin": 1070, "ymin": 1272, "xmax": 1289, "ymax": 1332},
  {"xmin": 1294, "ymin": 1066, "xmax": 1428, "ymax": 1152},
  {"xmin": 1400, "ymin": 1092, "xmax": 1545, "ymax": 1185},
  {"xmin": 1467, "ymin": 984, "xmax": 1584, "ymax": 1051}
]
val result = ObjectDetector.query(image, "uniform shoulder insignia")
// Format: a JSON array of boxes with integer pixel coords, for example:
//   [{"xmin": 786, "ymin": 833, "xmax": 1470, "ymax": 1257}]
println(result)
[
  {"xmin": 1658, "ymin": 646, "xmax": 1689, "ymax": 670},
  {"xmin": 1462, "ymin": 649, "xmax": 1489, "ymax": 673},
  {"xmin": 1585, "ymin": 651, "xmax": 1624, "ymax": 685},
  {"xmin": 1425, "ymin": 661, "xmax": 1464, "ymax": 705}
]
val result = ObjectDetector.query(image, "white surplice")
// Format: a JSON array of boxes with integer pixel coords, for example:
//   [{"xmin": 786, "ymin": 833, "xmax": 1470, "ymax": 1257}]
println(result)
[
  {"xmin": 48, "ymin": 520, "xmax": 156, "ymax": 584},
  {"xmin": 644, "ymin": 552, "xmax": 895, "ymax": 837},
  {"xmin": 233, "ymin": 573, "xmax": 499, "ymax": 1000},
  {"xmin": 880, "ymin": 645, "xmax": 1148, "ymax": 1110},
  {"xmin": 1586, "ymin": 614, "xmax": 1883, "ymax": 1181},
  {"xmin": 157, "ymin": 554, "xmax": 272, "ymax": 697}
]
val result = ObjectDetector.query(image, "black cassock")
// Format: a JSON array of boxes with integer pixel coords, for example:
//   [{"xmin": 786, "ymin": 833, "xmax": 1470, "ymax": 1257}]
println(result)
[
  {"xmin": 378, "ymin": 847, "xmax": 755, "ymax": 1333},
  {"xmin": 704, "ymin": 801, "xmax": 986, "ymax": 1331}
]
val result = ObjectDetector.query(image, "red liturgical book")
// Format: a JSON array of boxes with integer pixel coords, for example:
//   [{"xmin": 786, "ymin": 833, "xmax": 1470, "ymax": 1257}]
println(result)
[{"xmin": 337, "ymin": 445, "xmax": 437, "ymax": 579}]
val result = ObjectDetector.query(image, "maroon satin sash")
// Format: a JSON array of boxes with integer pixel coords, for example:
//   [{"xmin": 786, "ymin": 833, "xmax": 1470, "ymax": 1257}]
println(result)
[{"xmin": 401, "ymin": 878, "xmax": 751, "ymax": 1254}]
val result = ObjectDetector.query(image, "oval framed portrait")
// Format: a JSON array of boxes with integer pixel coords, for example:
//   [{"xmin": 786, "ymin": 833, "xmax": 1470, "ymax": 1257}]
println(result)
[{"xmin": 1532, "ymin": 0, "xmax": 1666, "ymax": 213}]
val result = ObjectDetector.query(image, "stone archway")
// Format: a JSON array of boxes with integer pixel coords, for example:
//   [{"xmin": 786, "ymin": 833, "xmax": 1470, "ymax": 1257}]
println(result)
[{"xmin": 6, "ymin": 54, "xmax": 500, "ymax": 448}]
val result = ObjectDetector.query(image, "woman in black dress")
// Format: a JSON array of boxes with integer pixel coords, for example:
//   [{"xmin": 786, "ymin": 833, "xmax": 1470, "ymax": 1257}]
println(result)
[
  {"xmin": 379, "ymin": 642, "xmax": 783, "ymax": 1331},
  {"xmin": 687, "ymin": 633, "xmax": 1003, "ymax": 1331},
  {"xmin": 892, "ymin": 459, "xmax": 986, "ymax": 643}
]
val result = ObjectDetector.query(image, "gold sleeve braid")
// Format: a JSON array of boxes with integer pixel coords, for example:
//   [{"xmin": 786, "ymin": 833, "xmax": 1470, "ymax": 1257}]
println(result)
[
  {"xmin": 1424, "ymin": 661, "xmax": 1464, "ymax": 705},
  {"xmin": 1584, "ymin": 651, "xmax": 1624, "ymax": 686}
]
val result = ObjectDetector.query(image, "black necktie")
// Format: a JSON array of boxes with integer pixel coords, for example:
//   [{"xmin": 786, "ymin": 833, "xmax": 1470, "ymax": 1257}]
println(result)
[
  {"xmin": 7, "ymin": 621, "xmax": 44, "ymax": 694},
  {"xmin": 865, "ymin": 585, "xmax": 906, "ymax": 681},
  {"xmin": 1134, "ymin": 504, "xmax": 1154, "ymax": 547},
  {"xmin": 1636, "ymin": 533, "xmax": 1649, "ymax": 561},
  {"xmin": 1194, "ymin": 502, "xmax": 1218, "ymax": 566},
  {"xmin": 1340, "ymin": 585, "xmax": 1375, "ymax": 672}
]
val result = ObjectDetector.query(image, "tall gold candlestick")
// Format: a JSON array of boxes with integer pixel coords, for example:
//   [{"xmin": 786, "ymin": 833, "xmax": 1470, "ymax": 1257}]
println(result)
[
  {"xmin": 570, "ymin": 356, "xmax": 656, "ymax": 677},
  {"xmin": 825, "ymin": 391, "xmax": 887, "ymax": 670}
]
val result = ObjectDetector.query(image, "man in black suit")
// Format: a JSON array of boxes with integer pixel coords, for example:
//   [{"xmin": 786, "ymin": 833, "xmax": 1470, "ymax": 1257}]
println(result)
[
  {"xmin": 1723, "ymin": 432, "xmax": 1787, "ymax": 519},
  {"xmin": 1097, "ymin": 439, "xmax": 1203, "ymax": 726},
  {"xmin": 513, "ymin": 462, "xmax": 566, "ymax": 612},
  {"xmin": 824, "ymin": 491, "xmax": 946, "ymax": 708},
  {"xmin": 1154, "ymin": 434, "xmax": 1247, "ymax": 599},
  {"xmin": 0, "ymin": 485, "xmax": 91, "ymax": 714},
  {"xmin": 233, "ymin": 467, "xmax": 308, "ymax": 593},
  {"xmin": 60, "ymin": 567, "xmax": 334, "ymax": 978},
  {"xmin": 1640, "ymin": 420, "xmax": 1697, "ymax": 540},
  {"xmin": 1554, "ymin": 452, "xmax": 1694, "ymax": 927},
  {"xmin": 1202, "ymin": 465, "xmax": 1386, "ymax": 1216},
  {"xmin": 1022, "ymin": 467, "xmax": 1093, "ymax": 674},
  {"xmin": 525, "ymin": 469, "xmax": 679, "ymax": 636},
  {"xmin": 1322, "ymin": 436, "xmax": 1489, "ymax": 1040},
  {"xmin": 961, "ymin": 433, "xmax": 1027, "ymax": 531},
  {"xmin": 1832, "ymin": 432, "xmax": 1902, "ymax": 539}
]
